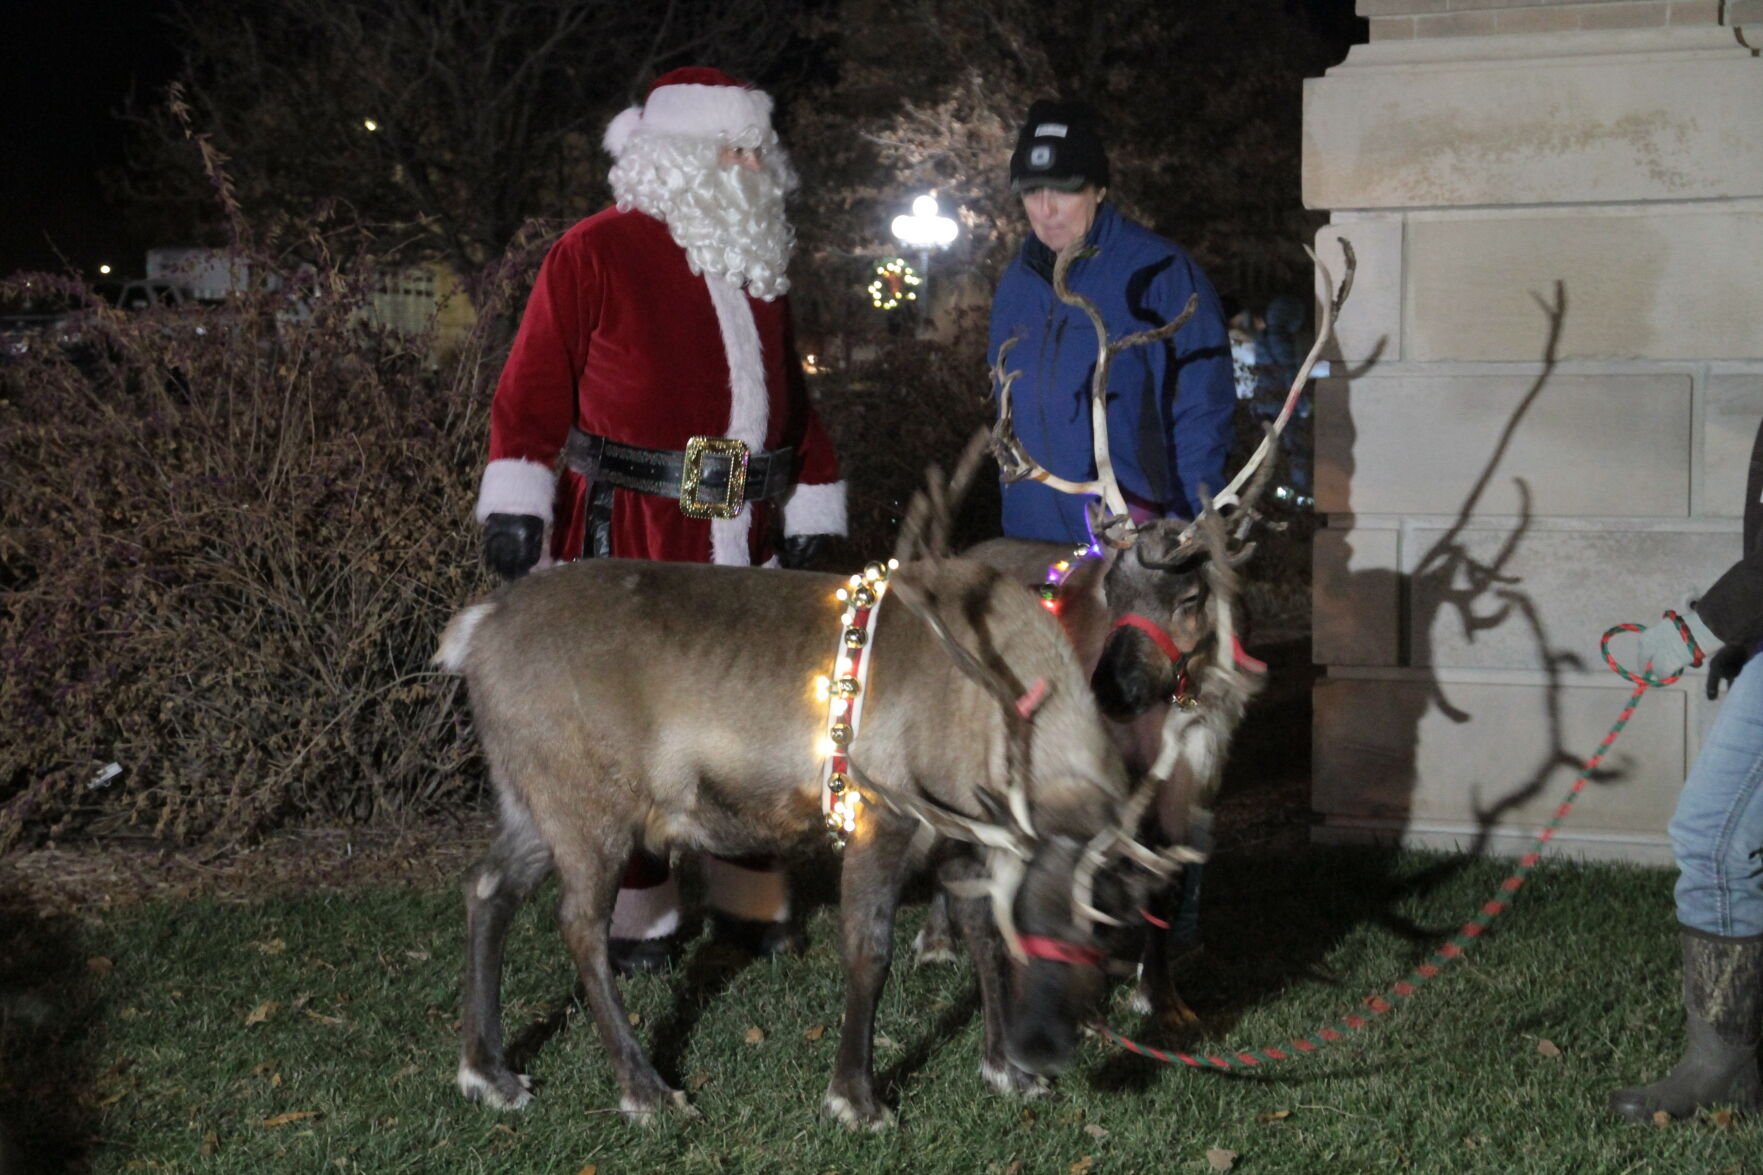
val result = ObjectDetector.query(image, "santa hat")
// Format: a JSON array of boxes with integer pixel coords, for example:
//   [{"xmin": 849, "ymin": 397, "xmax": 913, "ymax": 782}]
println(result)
[{"xmin": 603, "ymin": 67, "xmax": 775, "ymax": 159}]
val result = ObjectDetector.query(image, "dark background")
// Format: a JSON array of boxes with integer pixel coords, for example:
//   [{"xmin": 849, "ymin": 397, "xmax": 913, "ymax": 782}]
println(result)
[{"xmin": 2, "ymin": 1, "xmax": 1363, "ymax": 281}]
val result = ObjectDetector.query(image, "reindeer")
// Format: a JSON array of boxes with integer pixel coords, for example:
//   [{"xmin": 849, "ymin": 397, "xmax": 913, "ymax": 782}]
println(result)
[
  {"xmin": 434, "ymin": 476, "xmax": 1193, "ymax": 1129},
  {"xmin": 916, "ymin": 240, "xmax": 1355, "ymax": 1031}
]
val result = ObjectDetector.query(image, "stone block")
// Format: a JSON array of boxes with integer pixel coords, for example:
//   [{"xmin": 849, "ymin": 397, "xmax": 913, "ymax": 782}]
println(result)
[
  {"xmin": 1407, "ymin": 213, "xmax": 1763, "ymax": 363},
  {"xmin": 1314, "ymin": 524, "xmax": 1403, "ymax": 667},
  {"xmin": 1668, "ymin": 0, "xmax": 1721, "ymax": 24},
  {"xmin": 1577, "ymin": 0, "xmax": 1669, "ymax": 27},
  {"xmin": 1700, "ymin": 376, "xmax": 1763, "ymax": 518},
  {"xmin": 1314, "ymin": 219, "xmax": 1401, "ymax": 364},
  {"xmin": 1313, "ymin": 675, "xmax": 1686, "ymax": 848},
  {"xmin": 1370, "ymin": 16, "xmax": 1417, "ymax": 38},
  {"xmin": 1304, "ymin": 47, "xmax": 1763, "ymax": 208},
  {"xmin": 1494, "ymin": 7, "xmax": 1587, "ymax": 32},
  {"xmin": 1314, "ymin": 373, "xmax": 1693, "ymax": 517},
  {"xmin": 1413, "ymin": 11, "xmax": 1500, "ymax": 35},
  {"xmin": 1448, "ymin": 0, "xmax": 1612, "ymax": 8},
  {"xmin": 1408, "ymin": 526, "xmax": 1738, "ymax": 669},
  {"xmin": 1357, "ymin": 0, "xmax": 1447, "ymax": 15}
]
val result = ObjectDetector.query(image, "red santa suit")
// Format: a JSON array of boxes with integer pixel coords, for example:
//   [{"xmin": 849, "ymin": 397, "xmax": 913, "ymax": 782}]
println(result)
[{"xmin": 475, "ymin": 207, "xmax": 845, "ymax": 562}]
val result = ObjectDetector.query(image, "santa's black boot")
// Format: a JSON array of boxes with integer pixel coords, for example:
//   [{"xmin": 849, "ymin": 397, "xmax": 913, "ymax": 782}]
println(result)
[{"xmin": 1610, "ymin": 927, "xmax": 1762, "ymax": 1122}]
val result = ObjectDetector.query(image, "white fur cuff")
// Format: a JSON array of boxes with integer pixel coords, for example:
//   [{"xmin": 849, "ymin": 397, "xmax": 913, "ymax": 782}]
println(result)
[
  {"xmin": 783, "ymin": 480, "xmax": 848, "ymax": 537},
  {"xmin": 475, "ymin": 458, "xmax": 556, "ymax": 523},
  {"xmin": 610, "ymin": 875, "xmax": 682, "ymax": 941}
]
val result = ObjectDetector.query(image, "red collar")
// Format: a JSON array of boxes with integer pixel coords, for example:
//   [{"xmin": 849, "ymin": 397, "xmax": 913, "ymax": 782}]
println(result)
[
  {"xmin": 1019, "ymin": 934, "xmax": 1105, "ymax": 968},
  {"xmin": 1110, "ymin": 612, "xmax": 1184, "ymax": 664}
]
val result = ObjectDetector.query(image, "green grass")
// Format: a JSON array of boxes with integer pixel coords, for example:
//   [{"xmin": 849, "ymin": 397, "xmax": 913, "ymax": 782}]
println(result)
[{"xmin": 5, "ymin": 848, "xmax": 1757, "ymax": 1174}]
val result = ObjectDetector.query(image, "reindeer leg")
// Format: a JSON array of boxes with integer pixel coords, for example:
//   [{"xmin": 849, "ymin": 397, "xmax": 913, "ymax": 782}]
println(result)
[
  {"xmin": 823, "ymin": 821, "xmax": 917, "ymax": 1130},
  {"xmin": 913, "ymin": 889, "xmax": 959, "ymax": 965},
  {"xmin": 938, "ymin": 856, "xmax": 1045, "ymax": 1097},
  {"xmin": 458, "ymin": 803, "xmax": 554, "ymax": 1110},
  {"xmin": 551, "ymin": 830, "xmax": 696, "ymax": 1126},
  {"xmin": 1132, "ymin": 871, "xmax": 1200, "ymax": 1031}
]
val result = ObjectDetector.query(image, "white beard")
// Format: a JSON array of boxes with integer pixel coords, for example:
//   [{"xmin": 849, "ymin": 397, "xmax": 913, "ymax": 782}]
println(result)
[{"xmin": 608, "ymin": 132, "xmax": 798, "ymax": 300}]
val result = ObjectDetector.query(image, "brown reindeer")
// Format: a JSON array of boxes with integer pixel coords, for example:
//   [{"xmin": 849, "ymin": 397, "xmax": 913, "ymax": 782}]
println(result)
[
  {"xmin": 435, "ymin": 488, "xmax": 1190, "ymax": 1128},
  {"xmin": 917, "ymin": 240, "xmax": 1355, "ymax": 1030}
]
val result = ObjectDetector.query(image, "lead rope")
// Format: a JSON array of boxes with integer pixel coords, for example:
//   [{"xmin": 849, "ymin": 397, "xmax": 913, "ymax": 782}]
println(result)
[{"xmin": 1091, "ymin": 614, "xmax": 1701, "ymax": 1070}]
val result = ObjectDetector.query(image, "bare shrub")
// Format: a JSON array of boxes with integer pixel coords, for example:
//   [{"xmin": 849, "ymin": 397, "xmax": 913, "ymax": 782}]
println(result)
[{"xmin": 0, "ymin": 227, "xmax": 551, "ymax": 846}]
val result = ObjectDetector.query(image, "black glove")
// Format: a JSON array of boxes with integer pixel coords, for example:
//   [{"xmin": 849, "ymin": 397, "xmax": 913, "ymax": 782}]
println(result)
[
  {"xmin": 1706, "ymin": 643, "xmax": 1750, "ymax": 701},
  {"xmin": 780, "ymin": 533, "xmax": 828, "ymax": 570},
  {"xmin": 483, "ymin": 513, "xmax": 544, "ymax": 581}
]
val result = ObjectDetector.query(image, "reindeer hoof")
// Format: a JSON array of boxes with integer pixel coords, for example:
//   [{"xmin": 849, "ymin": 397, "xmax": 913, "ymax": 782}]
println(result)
[
  {"xmin": 619, "ymin": 1087, "xmax": 698, "ymax": 1127},
  {"xmin": 456, "ymin": 1060, "xmax": 534, "ymax": 1111},
  {"xmin": 913, "ymin": 924, "xmax": 959, "ymax": 966},
  {"xmin": 823, "ymin": 1088, "xmax": 897, "ymax": 1131},
  {"xmin": 980, "ymin": 1059, "xmax": 1050, "ymax": 1098}
]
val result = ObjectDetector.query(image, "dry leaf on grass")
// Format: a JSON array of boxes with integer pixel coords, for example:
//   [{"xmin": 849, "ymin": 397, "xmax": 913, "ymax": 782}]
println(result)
[
  {"xmin": 687, "ymin": 1071, "xmax": 711, "ymax": 1092},
  {"xmin": 244, "ymin": 1001, "xmax": 278, "ymax": 1026},
  {"xmin": 262, "ymin": 1111, "xmax": 320, "ymax": 1128},
  {"xmin": 1069, "ymin": 1157, "xmax": 1094, "ymax": 1174},
  {"xmin": 626, "ymin": 1012, "xmax": 641, "ymax": 1027},
  {"xmin": 1651, "ymin": 1110, "xmax": 1671, "ymax": 1127},
  {"xmin": 577, "ymin": 1165, "xmax": 598, "ymax": 1175},
  {"xmin": 1534, "ymin": 1039, "xmax": 1562, "ymax": 1059},
  {"xmin": 1083, "ymin": 1123, "xmax": 1109, "ymax": 1140},
  {"xmin": 744, "ymin": 1026, "xmax": 765, "ymax": 1045},
  {"xmin": 1709, "ymin": 1108, "xmax": 1736, "ymax": 1130},
  {"xmin": 804, "ymin": 1024, "xmax": 827, "ymax": 1042},
  {"xmin": 1257, "ymin": 1109, "xmax": 1292, "ymax": 1123},
  {"xmin": 86, "ymin": 956, "xmax": 115, "ymax": 975},
  {"xmin": 391, "ymin": 1063, "xmax": 419, "ymax": 1084},
  {"xmin": 1207, "ymin": 1147, "xmax": 1238, "ymax": 1171},
  {"xmin": 255, "ymin": 938, "xmax": 286, "ymax": 955},
  {"xmin": 199, "ymin": 1131, "xmax": 219, "ymax": 1156},
  {"xmin": 305, "ymin": 1010, "xmax": 345, "ymax": 1026}
]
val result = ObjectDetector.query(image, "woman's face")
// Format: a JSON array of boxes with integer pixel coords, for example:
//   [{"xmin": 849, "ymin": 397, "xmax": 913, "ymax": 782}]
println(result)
[{"xmin": 1021, "ymin": 185, "xmax": 1105, "ymax": 253}]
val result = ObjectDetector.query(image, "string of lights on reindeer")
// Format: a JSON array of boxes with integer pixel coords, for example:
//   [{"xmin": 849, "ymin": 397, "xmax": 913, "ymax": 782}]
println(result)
[{"xmin": 814, "ymin": 559, "xmax": 898, "ymax": 846}]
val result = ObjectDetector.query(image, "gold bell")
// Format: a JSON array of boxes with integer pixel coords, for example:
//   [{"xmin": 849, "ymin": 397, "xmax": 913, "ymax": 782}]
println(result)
[
  {"xmin": 863, "ymin": 561, "xmax": 888, "ymax": 582},
  {"xmin": 843, "ymin": 627, "xmax": 867, "ymax": 649},
  {"xmin": 831, "ymin": 678, "xmax": 859, "ymax": 699},
  {"xmin": 828, "ymin": 772, "xmax": 849, "ymax": 794},
  {"xmin": 852, "ymin": 584, "xmax": 878, "ymax": 608},
  {"xmin": 830, "ymin": 722, "xmax": 853, "ymax": 747}
]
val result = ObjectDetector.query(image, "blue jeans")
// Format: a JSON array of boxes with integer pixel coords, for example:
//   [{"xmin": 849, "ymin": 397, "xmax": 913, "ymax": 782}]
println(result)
[{"xmin": 1670, "ymin": 654, "xmax": 1763, "ymax": 937}]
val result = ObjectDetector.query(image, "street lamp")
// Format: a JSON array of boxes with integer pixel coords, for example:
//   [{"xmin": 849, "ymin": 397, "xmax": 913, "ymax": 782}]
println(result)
[{"xmin": 888, "ymin": 194, "xmax": 958, "ymax": 315}]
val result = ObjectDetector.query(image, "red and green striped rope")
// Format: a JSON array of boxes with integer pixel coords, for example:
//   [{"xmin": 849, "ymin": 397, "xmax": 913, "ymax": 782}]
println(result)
[{"xmin": 1092, "ymin": 618, "xmax": 1688, "ymax": 1070}]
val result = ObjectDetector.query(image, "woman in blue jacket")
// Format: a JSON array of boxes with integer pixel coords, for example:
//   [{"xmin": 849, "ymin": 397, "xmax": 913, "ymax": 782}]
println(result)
[{"xmin": 989, "ymin": 99, "xmax": 1236, "ymax": 546}]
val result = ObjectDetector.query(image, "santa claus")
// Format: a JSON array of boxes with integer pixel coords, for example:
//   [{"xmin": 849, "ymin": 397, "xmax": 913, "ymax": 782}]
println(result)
[{"xmin": 474, "ymin": 66, "xmax": 845, "ymax": 973}]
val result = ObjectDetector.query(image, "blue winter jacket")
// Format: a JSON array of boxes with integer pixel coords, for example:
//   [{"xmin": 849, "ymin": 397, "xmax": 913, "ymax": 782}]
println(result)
[{"xmin": 988, "ymin": 202, "xmax": 1236, "ymax": 544}]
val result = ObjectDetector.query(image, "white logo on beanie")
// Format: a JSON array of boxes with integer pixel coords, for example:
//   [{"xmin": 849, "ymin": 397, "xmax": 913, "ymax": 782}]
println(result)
[
  {"xmin": 1035, "ymin": 123, "xmax": 1069, "ymax": 138},
  {"xmin": 1029, "ymin": 145, "xmax": 1053, "ymax": 168}
]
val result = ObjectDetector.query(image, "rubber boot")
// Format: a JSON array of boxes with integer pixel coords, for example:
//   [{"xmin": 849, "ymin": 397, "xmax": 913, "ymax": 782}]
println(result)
[{"xmin": 1609, "ymin": 927, "xmax": 1762, "ymax": 1122}]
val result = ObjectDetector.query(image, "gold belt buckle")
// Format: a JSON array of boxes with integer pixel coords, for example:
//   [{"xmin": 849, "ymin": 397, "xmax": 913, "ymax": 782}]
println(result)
[{"xmin": 680, "ymin": 436, "xmax": 750, "ymax": 519}]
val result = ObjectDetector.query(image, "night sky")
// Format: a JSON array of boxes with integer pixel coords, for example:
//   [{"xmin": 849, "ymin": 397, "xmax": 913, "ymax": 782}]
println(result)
[
  {"xmin": 3, "ymin": 1, "xmax": 182, "ymax": 278},
  {"xmin": 3, "ymin": 1, "xmax": 1363, "ymax": 282}
]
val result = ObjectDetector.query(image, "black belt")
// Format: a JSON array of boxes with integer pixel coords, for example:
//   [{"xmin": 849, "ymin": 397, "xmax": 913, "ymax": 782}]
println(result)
[{"xmin": 564, "ymin": 429, "xmax": 795, "ymax": 520}]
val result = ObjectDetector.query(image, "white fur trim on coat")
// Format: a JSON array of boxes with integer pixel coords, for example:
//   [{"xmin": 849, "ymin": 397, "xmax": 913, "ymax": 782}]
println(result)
[
  {"xmin": 783, "ymin": 480, "xmax": 848, "ymax": 537},
  {"xmin": 703, "ymin": 274, "xmax": 769, "ymax": 565},
  {"xmin": 603, "ymin": 85, "xmax": 773, "ymax": 159},
  {"xmin": 475, "ymin": 458, "xmax": 556, "ymax": 523}
]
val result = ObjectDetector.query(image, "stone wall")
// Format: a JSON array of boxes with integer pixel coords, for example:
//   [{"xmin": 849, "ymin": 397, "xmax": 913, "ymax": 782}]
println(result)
[{"xmin": 1301, "ymin": 3, "xmax": 1763, "ymax": 861}]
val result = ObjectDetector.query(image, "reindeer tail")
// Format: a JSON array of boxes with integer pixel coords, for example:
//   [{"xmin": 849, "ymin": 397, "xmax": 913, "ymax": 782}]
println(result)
[{"xmin": 433, "ymin": 603, "xmax": 498, "ymax": 673}]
